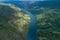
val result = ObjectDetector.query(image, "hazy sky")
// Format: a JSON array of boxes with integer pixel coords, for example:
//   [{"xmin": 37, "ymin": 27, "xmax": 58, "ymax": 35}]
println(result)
[
  {"xmin": 0, "ymin": 0, "xmax": 59, "ymax": 1},
  {"xmin": 0, "ymin": 0, "xmax": 45, "ymax": 1}
]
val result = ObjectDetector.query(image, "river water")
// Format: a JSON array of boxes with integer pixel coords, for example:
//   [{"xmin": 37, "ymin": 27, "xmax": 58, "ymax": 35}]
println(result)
[
  {"xmin": 21, "ymin": 9, "xmax": 37, "ymax": 40},
  {"xmin": 13, "ymin": 2, "xmax": 37, "ymax": 40}
]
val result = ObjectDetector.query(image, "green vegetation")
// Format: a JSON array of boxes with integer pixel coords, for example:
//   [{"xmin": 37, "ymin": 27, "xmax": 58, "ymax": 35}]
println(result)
[
  {"xmin": 37, "ymin": 7, "xmax": 60, "ymax": 40},
  {"xmin": 0, "ymin": 3, "xmax": 30, "ymax": 40}
]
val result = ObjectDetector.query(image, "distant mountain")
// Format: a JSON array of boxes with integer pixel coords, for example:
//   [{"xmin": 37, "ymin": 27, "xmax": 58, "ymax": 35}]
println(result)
[{"xmin": 16, "ymin": 1, "xmax": 60, "ymax": 14}]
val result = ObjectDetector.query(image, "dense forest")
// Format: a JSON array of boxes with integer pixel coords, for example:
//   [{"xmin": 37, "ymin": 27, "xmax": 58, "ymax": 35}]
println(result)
[
  {"xmin": 0, "ymin": 3, "xmax": 30, "ymax": 40},
  {"xmin": 37, "ymin": 7, "xmax": 60, "ymax": 40},
  {"xmin": 0, "ymin": 2, "xmax": 60, "ymax": 40}
]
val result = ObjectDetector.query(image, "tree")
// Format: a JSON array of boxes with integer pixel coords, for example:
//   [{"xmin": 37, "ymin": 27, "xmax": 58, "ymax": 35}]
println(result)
[
  {"xmin": 37, "ymin": 7, "xmax": 60, "ymax": 40},
  {"xmin": 0, "ymin": 3, "xmax": 30, "ymax": 40}
]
